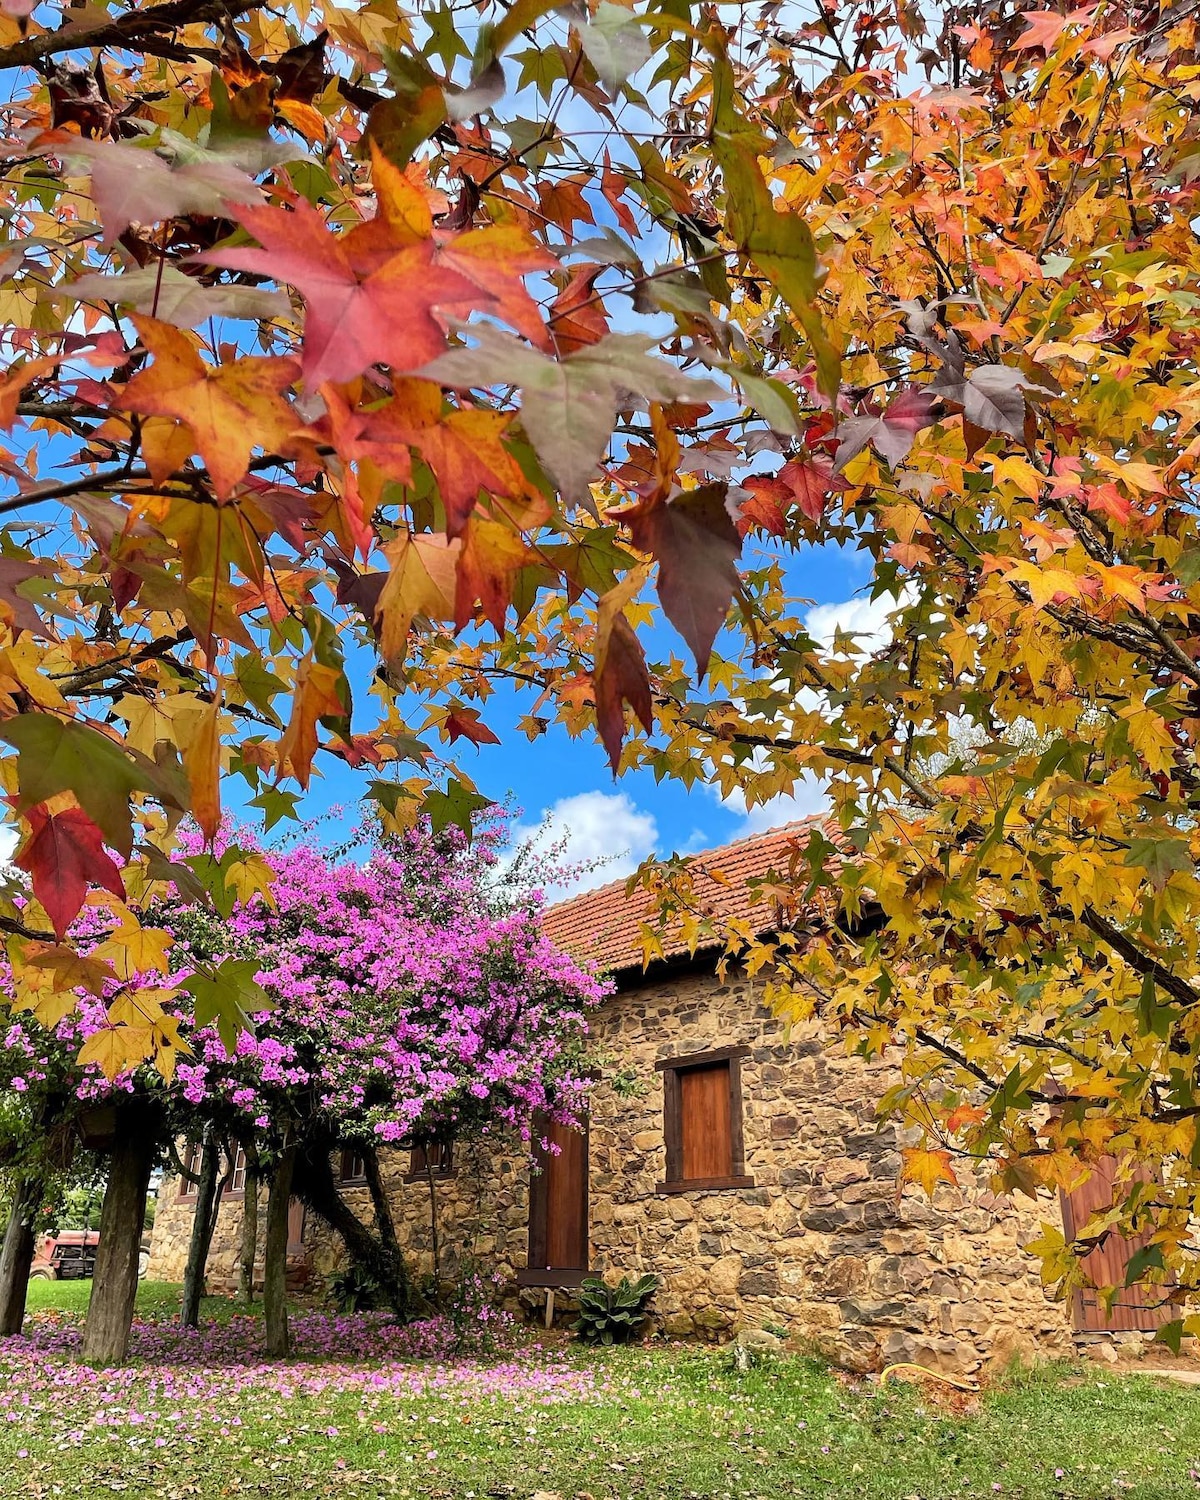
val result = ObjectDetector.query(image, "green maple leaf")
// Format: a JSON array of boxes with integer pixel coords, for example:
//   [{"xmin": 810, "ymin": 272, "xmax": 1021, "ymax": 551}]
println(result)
[
  {"xmin": 249, "ymin": 787, "xmax": 302, "ymax": 831},
  {"xmin": 1125, "ymin": 833, "xmax": 1193, "ymax": 890},
  {"xmin": 425, "ymin": 4, "xmax": 472, "ymax": 69},
  {"xmin": 235, "ymin": 654, "xmax": 287, "ymax": 725},
  {"xmin": 424, "ymin": 779, "xmax": 491, "ymax": 838},
  {"xmin": 184, "ymin": 957, "xmax": 273, "ymax": 1054},
  {"xmin": 0, "ymin": 714, "xmax": 187, "ymax": 857},
  {"xmin": 515, "ymin": 44, "xmax": 567, "ymax": 101}
]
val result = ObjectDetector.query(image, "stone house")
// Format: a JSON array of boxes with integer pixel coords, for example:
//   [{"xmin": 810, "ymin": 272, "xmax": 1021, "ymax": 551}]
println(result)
[{"xmin": 146, "ymin": 820, "xmax": 1163, "ymax": 1373}]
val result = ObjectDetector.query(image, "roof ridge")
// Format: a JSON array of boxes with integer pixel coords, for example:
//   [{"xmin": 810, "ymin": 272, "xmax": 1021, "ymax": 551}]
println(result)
[{"xmin": 541, "ymin": 812, "xmax": 831, "ymax": 915}]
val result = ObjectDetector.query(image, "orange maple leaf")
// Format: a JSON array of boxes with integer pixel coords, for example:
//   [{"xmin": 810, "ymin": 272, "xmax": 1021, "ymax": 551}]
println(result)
[{"xmin": 122, "ymin": 317, "xmax": 298, "ymax": 499}]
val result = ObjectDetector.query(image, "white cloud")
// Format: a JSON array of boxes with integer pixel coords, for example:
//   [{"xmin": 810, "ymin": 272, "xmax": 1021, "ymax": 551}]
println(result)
[
  {"xmin": 508, "ymin": 790, "xmax": 659, "ymax": 901},
  {"xmin": 805, "ymin": 590, "xmax": 906, "ymax": 656},
  {"xmin": 717, "ymin": 773, "xmax": 832, "ymax": 841}
]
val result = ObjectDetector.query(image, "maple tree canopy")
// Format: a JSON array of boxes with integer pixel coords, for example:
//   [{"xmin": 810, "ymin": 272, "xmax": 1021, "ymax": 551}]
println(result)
[{"xmin": 3, "ymin": 0, "xmax": 1200, "ymax": 1333}]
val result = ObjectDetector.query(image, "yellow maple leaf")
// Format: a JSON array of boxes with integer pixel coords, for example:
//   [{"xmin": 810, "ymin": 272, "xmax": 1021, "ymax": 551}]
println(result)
[
  {"xmin": 900, "ymin": 1145, "xmax": 958, "ymax": 1197},
  {"xmin": 107, "ymin": 986, "xmax": 178, "ymax": 1027},
  {"xmin": 77, "ymin": 1024, "xmax": 154, "ymax": 1081},
  {"xmin": 90, "ymin": 924, "xmax": 174, "ymax": 982}
]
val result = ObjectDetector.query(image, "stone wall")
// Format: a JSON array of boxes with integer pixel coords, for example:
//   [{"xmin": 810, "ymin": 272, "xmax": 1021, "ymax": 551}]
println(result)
[
  {"xmin": 147, "ymin": 959, "xmax": 1074, "ymax": 1373},
  {"xmin": 147, "ymin": 1179, "xmax": 266, "ymax": 1290}
]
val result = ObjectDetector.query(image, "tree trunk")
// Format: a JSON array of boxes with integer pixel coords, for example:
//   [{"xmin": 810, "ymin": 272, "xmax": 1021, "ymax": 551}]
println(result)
[
  {"xmin": 295, "ymin": 1143, "xmax": 414, "ymax": 1319},
  {"xmin": 82, "ymin": 1115, "xmax": 154, "ymax": 1365},
  {"xmin": 180, "ymin": 1130, "xmax": 221, "ymax": 1328},
  {"xmin": 263, "ymin": 1141, "xmax": 295, "ymax": 1358},
  {"xmin": 0, "ymin": 1174, "xmax": 41, "ymax": 1336},
  {"xmin": 238, "ymin": 1144, "xmax": 260, "ymax": 1305},
  {"xmin": 363, "ymin": 1147, "xmax": 401, "ymax": 1260},
  {"xmin": 426, "ymin": 1166, "xmax": 440, "ymax": 1289}
]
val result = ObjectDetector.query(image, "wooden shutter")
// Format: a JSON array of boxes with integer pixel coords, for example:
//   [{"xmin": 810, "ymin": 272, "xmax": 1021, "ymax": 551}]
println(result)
[
  {"xmin": 1060, "ymin": 1156, "xmax": 1169, "ymax": 1333},
  {"xmin": 340, "ymin": 1149, "xmax": 366, "ymax": 1184},
  {"xmin": 286, "ymin": 1199, "xmax": 306, "ymax": 1258},
  {"xmin": 407, "ymin": 1140, "xmax": 453, "ymax": 1179},
  {"xmin": 680, "ymin": 1061, "xmax": 733, "ymax": 1181},
  {"xmin": 178, "ymin": 1142, "xmax": 203, "ymax": 1200},
  {"xmin": 656, "ymin": 1045, "xmax": 753, "ymax": 1192}
]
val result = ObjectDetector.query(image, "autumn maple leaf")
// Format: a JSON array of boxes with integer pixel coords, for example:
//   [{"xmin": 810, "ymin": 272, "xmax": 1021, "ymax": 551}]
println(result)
[
  {"xmin": 548, "ymin": 265, "xmax": 610, "ymax": 355},
  {"xmin": 437, "ymin": 226, "xmax": 556, "ymax": 351},
  {"xmin": 200, "ymin": 195, "xmax": 488, "ymax": 388},
  {"xmin": 1014, "ymin": 9, "xmax": 1094, "ymax": 51},
  {"xmin": 36, "ymin": 131, "xmax": 263, "ymax": 247},
  {"xmin": 375, "ymin": 532, "xmax": 459, "ymax": 665},
  {"xmin": 355, "ymin": 381, "xmax": 523, "ymax": 536},
  {"xmin": 121, "ymin": 317, "xmax": 299, "ymax": 499},
  {"xmin": 900, "ymin": 1146, "xmax": 959, "ymax": 1197},
  {"xmin": 15, "ymin": 804, "xmax": 126, "ymax": 940},
  {"xmin": 621, "ymin": 485, "xmax": 742, "ymax": 677}
]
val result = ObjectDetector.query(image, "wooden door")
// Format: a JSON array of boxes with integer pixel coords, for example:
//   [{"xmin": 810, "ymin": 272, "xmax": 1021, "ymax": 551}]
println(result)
[
  {"xmin": 1059, "ymin": 1156, "xmax": 1168, "ymax": 1333},
  {"xmin": 527, "ymin": 1114, "xmax": 588, "ymax": 1282},
  {"xmin": 286, "ymin": 1198, "xmax": 306, "ymax": 1259}
]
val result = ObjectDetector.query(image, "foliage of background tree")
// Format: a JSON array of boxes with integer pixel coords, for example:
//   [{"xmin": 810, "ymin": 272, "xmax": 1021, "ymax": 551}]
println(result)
[{"xmin": 609, "ymin": 1, "xmax": 1200, "ymax": 1337}]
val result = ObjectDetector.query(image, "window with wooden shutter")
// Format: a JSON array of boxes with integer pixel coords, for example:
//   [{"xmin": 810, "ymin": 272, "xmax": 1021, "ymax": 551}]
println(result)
[
  {"xmin": 656, "ymin": 1046, "xmax": 754, "ymax": 1193},
  {"xmin": 339, "ymin": 1149, "xmax": 368, "ymax": 1185},
  {"xmin": 178, "ymin": 1141, "xmax": 204, "ymax": 1200},
  {"xmin": 406, "ymin": 1139, "xmax": 454, "ymax": 1180}
]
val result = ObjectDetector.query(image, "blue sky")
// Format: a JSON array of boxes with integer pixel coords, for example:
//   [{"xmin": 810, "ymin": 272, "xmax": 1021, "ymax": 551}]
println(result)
[{"xmin": 270, "ymin": 534, "xmax": 886, "ymax": 900}]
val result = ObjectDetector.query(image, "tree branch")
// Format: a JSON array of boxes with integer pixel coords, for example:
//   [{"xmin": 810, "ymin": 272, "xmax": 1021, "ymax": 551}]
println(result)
[{"xmin": 0, "ymin": 0, "xmax": 265, "ymax": 71}]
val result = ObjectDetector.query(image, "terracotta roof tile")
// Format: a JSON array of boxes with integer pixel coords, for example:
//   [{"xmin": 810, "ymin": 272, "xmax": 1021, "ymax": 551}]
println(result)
[{"xmin": 540, "ymin": 815, "xmax": 842, "ymax": 975}]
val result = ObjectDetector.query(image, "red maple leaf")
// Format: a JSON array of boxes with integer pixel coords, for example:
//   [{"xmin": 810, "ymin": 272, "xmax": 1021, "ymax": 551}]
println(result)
[
  {"xmin": 444, "ymin": 708, "xmax": 501, "ymax": 746},
  {"xmin": 15, "ymin": 804, "xmax": 126, "ymax": 940},
  {"xmin": 780, "ymin": 455, "xmax": 843, "ymax": 523},
  {"xmin": 200, "ymin": 196, "xmax": 485, "ymax": 388},
  {"xmin": 594, "ymin": 611, "xmax": 653, "ymax": 772},
  {"xmin": 548, "ymin": 265, "xmax": 610, "ymax": 355}
]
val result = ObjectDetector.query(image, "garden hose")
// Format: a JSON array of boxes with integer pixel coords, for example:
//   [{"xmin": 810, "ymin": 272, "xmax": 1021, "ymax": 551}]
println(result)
[{"xmin": 878, "ymin": 1362, "xmax": 980, "ymax": 1393}]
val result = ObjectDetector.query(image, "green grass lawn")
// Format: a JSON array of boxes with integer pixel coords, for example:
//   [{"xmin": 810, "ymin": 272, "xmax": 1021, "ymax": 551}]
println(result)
[
  {"xmin": 23, "ymin": 1274, "xmax": 248, "ymax": 1324},
  {"xmin": 3, "ymin": 1281, "xmax": 1199, "ymax": 1499}
]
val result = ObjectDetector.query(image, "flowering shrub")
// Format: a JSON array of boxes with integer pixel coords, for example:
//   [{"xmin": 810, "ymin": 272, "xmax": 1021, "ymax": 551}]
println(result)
[
  {"xmin": 442, "ymin": 1260, "xmax": 510, "ymax": 1357},
  {"xmin": 0, "ymin": 817, "xmax": 608, "ymax": 1166}
]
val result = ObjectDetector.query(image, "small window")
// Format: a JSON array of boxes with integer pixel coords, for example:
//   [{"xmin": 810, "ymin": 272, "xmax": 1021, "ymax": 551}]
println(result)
[
  {"xmin": 180, "ymin": 1142, "xmax": 248, "ymax": 1199},
  {"xmin": 226, "ymin": 1146, "xmax": 247, "ymax": 1197},
  {"xmin": 406, "ymin": 1140, "xmax": 454, "ymax": 1180},
  {"xmin": 656, "ymin": 1046, "xmax": 754, "ymax": 1193},
  {"xmin": 178, "ymin": 1141, "xmax": 204, "ymax": 1200},
  {"xmin": 339, "ymin": 1149, "xmax": 368, "ymax": 1185}
]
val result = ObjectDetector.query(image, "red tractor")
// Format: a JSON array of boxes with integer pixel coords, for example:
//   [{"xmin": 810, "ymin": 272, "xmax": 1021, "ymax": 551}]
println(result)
[
  {"xmin": 29, "ymin": 1230, "xmax": 99, "ymax": 1281},
  {"xmin": 29, "ymin": 1231, "xmax": 151, "ymax": 1281}
]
